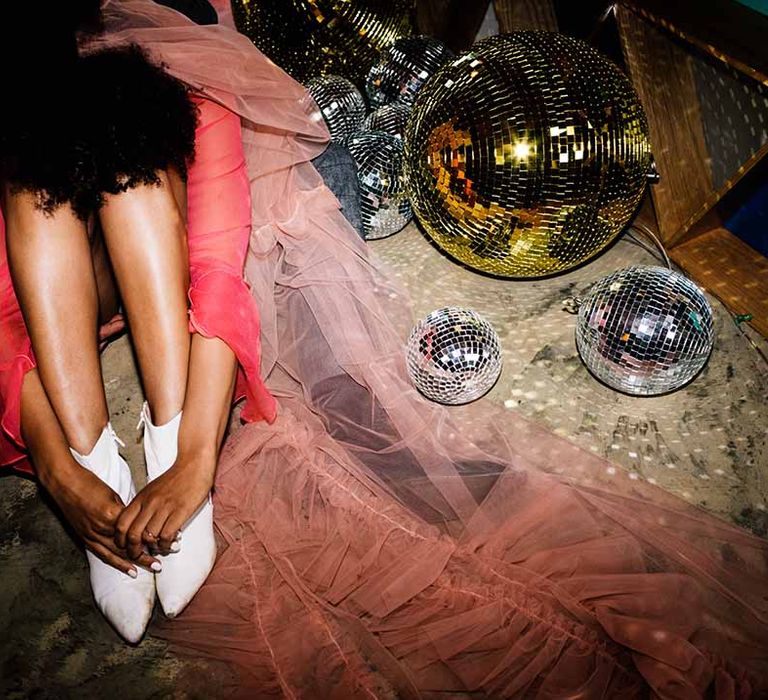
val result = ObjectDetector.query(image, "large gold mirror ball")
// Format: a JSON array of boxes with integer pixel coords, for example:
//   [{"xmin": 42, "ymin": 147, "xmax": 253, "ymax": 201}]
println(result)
[
  {"xmin": 404, "ymin": 32, "xmax": 653, "ymax": 278},
  {"xmin": 230, "ymin": 0, "xmax": 414, "ymax": 86}
]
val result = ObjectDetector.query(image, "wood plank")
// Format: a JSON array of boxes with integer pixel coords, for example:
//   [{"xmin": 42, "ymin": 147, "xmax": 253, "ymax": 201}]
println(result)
[
  {"xmin": 493, "ymin": 0, "xmax": 558, "ymax": 32},
  {"xmin": 616, "ymin": 6, "xmax": 714, "ymax": 245},
  {"xmin": 619, "ymin": 0, "xmax": 768, "ymax": 86},
  {"xmin": 415, "ymin": 0, "xmax": 492, "ymax": 52},
  {"xmin": 670, "ymin": 228, "xmax": 768, "ymax": 337}
]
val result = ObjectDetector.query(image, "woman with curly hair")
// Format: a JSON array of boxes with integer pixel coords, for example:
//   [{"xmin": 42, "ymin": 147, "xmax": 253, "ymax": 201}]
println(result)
[
  {"xmin": 2, "ymin": 1, "xmax": 767, "ymax": 696},
  {"xmin": 0, "ymin": 1, "xmax": 276, "ymax": 641}
]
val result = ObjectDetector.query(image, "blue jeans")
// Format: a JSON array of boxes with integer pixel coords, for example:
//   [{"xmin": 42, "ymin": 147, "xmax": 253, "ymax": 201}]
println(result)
[{"xmin": 311, "ymin": 142, "xmax": 365, "ymax": 240}]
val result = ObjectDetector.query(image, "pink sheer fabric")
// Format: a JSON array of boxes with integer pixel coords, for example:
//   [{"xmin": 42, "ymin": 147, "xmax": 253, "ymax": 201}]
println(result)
[
  {"xmin": 0, "ymin": 93, "xmax": 276, "ymax": 473},
  {"xmin": 10, "ymin": 1, "xmax": 768, "ymax": 696},
  {"xmin": 185, "ymin": 95, "xmax": 276, "ymax": 424},
  {"xmin": 0, "ymin": 215, "xmax": 34, "ymax": 473}
]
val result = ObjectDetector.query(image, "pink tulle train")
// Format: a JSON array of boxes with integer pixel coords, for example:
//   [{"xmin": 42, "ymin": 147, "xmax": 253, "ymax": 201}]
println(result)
[{"xmin": 92, "ymin": 2, "xmax": 768, "ymax": 697}]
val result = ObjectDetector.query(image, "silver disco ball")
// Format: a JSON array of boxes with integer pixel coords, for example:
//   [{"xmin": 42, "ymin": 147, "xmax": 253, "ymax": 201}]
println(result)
[
  {"xmin": 363, "ymin": 103, "xmax": 410, "ymax": 139},
  {"xmin": 366, "ymin": 36, "xmax": 454, "ymax": 109},
  {"xmin": 406, "ymin": 307, "xmax": 503, "ymax": 405},
  {"xmin": 305, "ymin": 75, "xmax": 366, "ymax": 143},
  {"xmin": 347, "ymin": 131, "xmax": 412, "ymax": 239},
  {"xmin": 576, "ymin": 266, "xmax": 714, "ymax": 395}
]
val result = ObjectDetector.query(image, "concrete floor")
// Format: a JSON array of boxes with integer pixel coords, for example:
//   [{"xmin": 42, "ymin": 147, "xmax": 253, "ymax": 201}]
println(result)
[{"xmin": 1, "ymin": 221, "xmax": 767, "ymax": 698}]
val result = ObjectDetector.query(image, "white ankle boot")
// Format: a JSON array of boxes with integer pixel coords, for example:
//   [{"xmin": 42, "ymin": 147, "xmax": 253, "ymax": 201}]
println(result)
[
  {"xmin": 69, "ymin": 425, "xmax": 155, "ymax": 643},
  {"xmin": 138, "ymin": 402, "xmax": 216, "ymax": 618}
]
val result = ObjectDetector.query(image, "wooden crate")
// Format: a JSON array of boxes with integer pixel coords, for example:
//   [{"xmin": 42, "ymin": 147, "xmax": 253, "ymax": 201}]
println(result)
[{"xmin": 616, "ymin": 0, "xmax": 768, "ymax": 336}]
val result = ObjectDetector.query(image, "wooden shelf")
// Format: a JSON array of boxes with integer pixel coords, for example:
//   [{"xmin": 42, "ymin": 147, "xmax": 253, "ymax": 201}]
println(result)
[
  {"xmin": 621, "ymin": 0, "xmax": 768, "ymax": 85},
  {"xmin": 670, "ymin": 228, "xmax": 768, "ymax": 337},
  {"xmin": 617, "ymin": 3, "xmax": 768, "ymax": 338}
]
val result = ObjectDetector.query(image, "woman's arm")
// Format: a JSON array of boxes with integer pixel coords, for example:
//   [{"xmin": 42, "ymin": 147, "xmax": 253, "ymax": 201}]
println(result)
[
  {"xmin": 116, "ymin": 336, "xmax": 237, "ymax": 559},
  {"xmin": 22, "ymin": 368, "xmax": 159, "ymax": 574},
  {"xmin": 178, "ymin": 336, "xmax": 237, "ymax": 472}
]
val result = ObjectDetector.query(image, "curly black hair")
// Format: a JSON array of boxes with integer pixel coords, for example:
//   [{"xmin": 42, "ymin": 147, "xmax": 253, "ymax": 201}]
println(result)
[{"xmin": 0, "ymin": 44, "xmax": 198, "ymax": 220}]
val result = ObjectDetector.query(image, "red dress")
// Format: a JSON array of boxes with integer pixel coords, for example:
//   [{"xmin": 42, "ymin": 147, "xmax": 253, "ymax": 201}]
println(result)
[{"xmin": 0, "ymin": 95, "xmax": 277, "ymax": 475}]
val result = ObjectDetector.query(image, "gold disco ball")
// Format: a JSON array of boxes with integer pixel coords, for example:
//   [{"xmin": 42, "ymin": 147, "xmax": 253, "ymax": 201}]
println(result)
[
  {"xmin": 404, "ymin": 32, "xmax": 653, "ymax": 278},
  {"xmin": 231, "ymin": 0, "xmax": 414, "ymax": 86}
]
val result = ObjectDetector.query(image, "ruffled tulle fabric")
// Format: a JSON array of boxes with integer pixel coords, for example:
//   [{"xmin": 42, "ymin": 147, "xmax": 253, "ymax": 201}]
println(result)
[{"xmin": 76, "ymin": 1, "xmax": 768, "ymax": 696}]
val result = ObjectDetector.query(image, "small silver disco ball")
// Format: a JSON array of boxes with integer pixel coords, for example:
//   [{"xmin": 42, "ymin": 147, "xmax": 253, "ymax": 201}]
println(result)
[
  {"xmin": 305, "ymin": 75, "xmax": 367, "ymax": 143},
  {"xmin": 576, "ymin": 266, "xmax": 714, "ymax": 395},
  {"xmin": 347, "ymin": 131, "xmax": 412, "ymax": 239},
  {"xmin": 363, "ymin": 103, "xmax": 410, "ymax": 139},
  {"xmin": 366, "ymin": 36, "xmax": 454, "ymax": 109},
  {"xmin": 406, "ymin": 307, "xmax": 503, "ymax": 405}
]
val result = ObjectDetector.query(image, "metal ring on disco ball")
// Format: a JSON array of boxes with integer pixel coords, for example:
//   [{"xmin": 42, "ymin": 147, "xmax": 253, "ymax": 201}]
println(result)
[
  {"xmin": 575, "ymin": 266, "xmax": 714, "ymax": 395},
  {"xmin": 366, "ymin": 36, "xmax": 454, "ymax": 109},
  {"xmin": 231, "ymin": 0, "xmax": 413, "ymax": 86},
  {"xmin": 404, "ymin": 32, "xmax": 653, "ymax": 278},
  {"xmin": 363, "ymin": 103, "xmax": 411, "ymax": 139},
  {"xmin": 406, "ymin": 307, "xmax": 503, "ymax": 405},
  {"xmin": 305, "ymin": 75, "xmax": 367, "ymax": 144},
  {"xmin": 347, "ymin": 131, "xmax": 412, "ymax": 239}
]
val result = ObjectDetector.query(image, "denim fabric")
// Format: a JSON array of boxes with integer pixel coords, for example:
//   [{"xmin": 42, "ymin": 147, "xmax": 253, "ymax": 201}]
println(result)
[{"xmin": 311, "ymin": 142, "xmax": 365, "ymax": 240}]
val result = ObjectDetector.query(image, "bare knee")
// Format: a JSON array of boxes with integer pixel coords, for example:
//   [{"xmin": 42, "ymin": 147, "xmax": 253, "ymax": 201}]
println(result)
[
  {"xmin": 98, "ymin": 171, "xmax": 189, "ymax": 281},
  {"xmin": 2, "ymin": 186, "xmax": 84, "ymax": 245},
  {"xmin": 99, "ymin": 170, "xmax": 187, "ymax": 230}
]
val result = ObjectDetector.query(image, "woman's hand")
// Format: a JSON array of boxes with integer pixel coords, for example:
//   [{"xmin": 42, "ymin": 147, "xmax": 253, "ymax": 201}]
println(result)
[
  {"xmin": 113, "ymin": 453, "xmax": 215, "ymax": 560},
  {"xmin": 44, "ymin": 463, "xmax": 159, "ymax": 576}
]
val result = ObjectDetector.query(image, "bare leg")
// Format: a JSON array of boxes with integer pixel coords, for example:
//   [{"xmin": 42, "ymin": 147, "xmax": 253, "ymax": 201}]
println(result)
[
  {"xmin": 4, "ymin": 190, "xmax": 108, "ymax": 453},
  {"xmin": 98, "ymin": 171, "xmax": 191, "ymax": 426},
  {"xmin": 99, "ymin": 171, "xmax": 194, "ymax": 558},
  {"xmin": 3, "ymin": 187, "xmax": 155, "ymax": 572},
  {"xmin": 90, "ymin": 215, "xmax": 121, "ymax": 326},
  {"xmin": 101, "ymin": 171, "xmax": 237, "ymax": 560}
]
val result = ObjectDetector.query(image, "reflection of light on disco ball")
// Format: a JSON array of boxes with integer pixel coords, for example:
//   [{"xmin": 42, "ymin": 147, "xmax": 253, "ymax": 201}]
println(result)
[
  {"xmin": 231, "ymin": 0, "xmax": 413, "ymax": 86},
  {"xmin": 576, "ymin": 266, "xmax": 714, "ymax": 395},
  {"xmin": 404, "ymin": 32, "xmax": 653, "ymax": 278},
  {"xmin": 305, "ymin": 76, "xmax": 366, "ymax": 143},
  {"xmin": 363, "ymin": 103, "xmax": 411, "ymax": 139},
  {"xmin": 347, "ymin": 131, "xmax": 412, "ymax": 239},
  {"xmin": 366, "ymin": 36, "xmax": 454, "ymax": 109},
  {"xmin": 406, "ymin": 307, "xmax": 502, "ymax": 405}
]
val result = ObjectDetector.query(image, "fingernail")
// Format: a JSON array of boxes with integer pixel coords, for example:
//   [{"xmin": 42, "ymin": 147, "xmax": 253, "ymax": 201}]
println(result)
[
  {"xmin": 175, "ymin": 531, "xmax": 182, "ymax": 542},
  {"xmin": 150, "ymin": 561, "xmax": 162, "ymax": 572},
  {"xmin": 127, "ymin": 568, "xmax": 138, "ymax": 578},
  {"xmin": 170, "ymin": 541, "xmax": 181, "ymax": 552}
]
